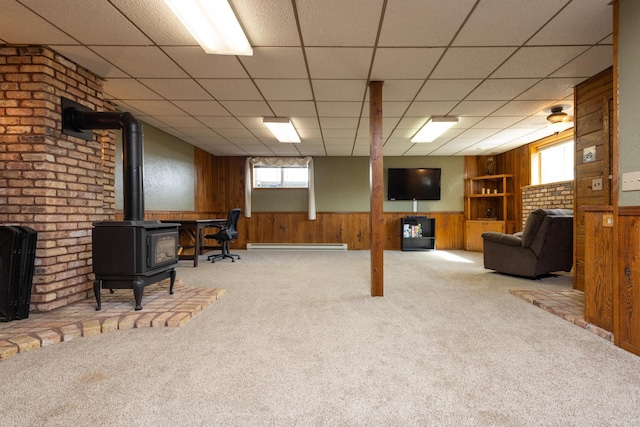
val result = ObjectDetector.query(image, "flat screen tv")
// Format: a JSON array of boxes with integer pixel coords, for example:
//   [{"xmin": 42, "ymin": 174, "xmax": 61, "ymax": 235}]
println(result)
[{"xmin": 387, "ymin": 168, "xmax": 441, "ymax": 201}]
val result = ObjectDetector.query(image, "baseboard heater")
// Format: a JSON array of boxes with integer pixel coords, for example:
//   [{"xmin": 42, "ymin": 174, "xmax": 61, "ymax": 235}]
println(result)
[{"xmin": 247, "ymin": 243, "xmax": 347, "ymax": 251}]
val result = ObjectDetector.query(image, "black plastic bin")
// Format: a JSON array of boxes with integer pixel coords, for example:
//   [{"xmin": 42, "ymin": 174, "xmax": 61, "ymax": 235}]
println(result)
[{"xmin": 0, "ymin": 226, "xmax": 37, "ymax": 321}]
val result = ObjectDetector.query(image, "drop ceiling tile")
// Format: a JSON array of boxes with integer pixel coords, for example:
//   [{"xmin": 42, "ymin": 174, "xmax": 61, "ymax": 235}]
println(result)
[
  {"xmin": 240, "ymin": 47, "xmax": 307, "ymax": 78},
  {"xmin": 466, "ymin": 79, "xmax": 540, "ymax": 101},
  {"xmin": 404, "ymin": 101, "xmax": 458, "ymax": 117},
  {"xmin": 528, "ymin": 0, "xmax": 613, "ymax": 45},
  {"xmin": 361, "ymin": 102, "xmax": 410, "ymax": 118},
  {"xmin": 431, "ymin": 47, "xmax": 516, "ymax": 79},
  {"xmin": 198, "ymin": 79, "xmax": 261, "ymax": 101},
  {"xmin": 313, "ymin": 80, "xmax": 367, "ymax": 101},
  {"xmin": 299, "ymin": 147, "xmax": 328, "ymax": 156},
  {"xmin": 371, "ymin": 48, "xmax": 444, "ymax": 80},
  {"xmin": 0, "ymin": 1, "xmax": 76, "ymax": 44},
  {"xmin": 379, "ymin": 0, "xmax": 475, "ymax": 46},
  {"xmin": 428, "ymin": 138, "xmax": 479, "ymax": 155},
  {"xmin": 298, "ymin": 128, "xmax": 323, "ymax": 139},
  {"xmin": 162, "ymin": 47, "xmax": 248, "ymax": 79},
  {"xmin": 368, "ymin": 80, "xmax": 424, "ymax": 102},
  {"xmin": 317, "ymin": 102, "xmax": 362, "ymax": 117},
  {"xmin": 172, "ymin": 101, "xmax": 229, "ymax": 116},
  {"xmin": 169, "ymin": 127, "xmax": 221, "ymax": 138},
  {"xmin": 516, "ymin": 78, "xmax": 584, "ymax": 101},
  {"xmin": 492, "ymin": 46, "xmax": 590, "ymax": 78},
  {"xmin": 550, "ymin": 46, "xmax": 613, "ymax": 79},
  {"xmin": 453, "ymin": 0, "xmax": 565, "ymax": 46},
  {"xmin": 121, "ymin": 100, "xmax": 186, "ymax": 116},
  {"xmin": 458, "ymin": 128, "xmax": 500, "ymax": 139},
  {"xmin": 473, "ymin": 116, "xmax": 524, "ymax": 129},
  {"xmin": 297, "ymin": 0, "xmax": 382, "ymax": 46},
  {"xmin": 270, "ymin": 145, "xmax": 303, "ymax": 156},
  {"xmin": 351, "ymin": 146, "xmax": 371, "ymax": 156},
  {"xmin": 491, "ymin": 100, "xmax": 555, "ymax": 117},
  {"xmin": 383, "ymin": 145, "xmax": 412, "ymax": 156},
  {"xmin": 153, "ymin": 116, "xmax": 206, "ymax": 128},
  {"xmin": 270, "ymin": 101, "xmax": 318, "ymax": 117},
  {"xmin": 415, "ymin": 80, "xmax": 482, "ymax": 101},
  {"xmin": 216, "ymin": 129, "xmax": 255, "ymax": 138},
  {"xmin": 508, "ymin": 116, "xmax": 551, "ymax": 129},
  {"xmin": 449, "ymin": 100, "xmax": 506, "ymax": 116},
  {"xmin": 322, "ymin": 129, "xmax": 357, "ymax": 138},
  {"xmin": 196, "ymin": 117, "xmax": 244, "ymax": 129},
  {"xmin": 110, "ymin": 0, "xmax": 196, "ymax": 46},
  {"xmin": 20, "ymin": 0, "xmax": 151, "ymax": 45},
  {"xmin": 103, "ymin": 79, "xmax": 161, "ymax": 100},
  {"xmin": 91, "ymin": 46, "xmax": 188, "ymax": 78},
  {"xmin": 325, "ymin": 146, "xmax": 355, "ymax": 156},
  {"xmin": 291, "ymin": 118, "xmax": 321, "ymax": 129},
  {"xmin": 319, "ymin": 117, "xmax": 360, "ymax": 129},
  {"xmin": 47, "ymin": 46, "xmax": 127, "ymax": 78},
  {"xmin": 255, "ymin": 79, "xmax": 313, "ymax": 101},
  {"xmin": 218, "ymin": 101, "xmax": 273, "ymax": 117},
  {"xmin": 230, "ymin": 0, "xmax": 300, "ymax": 46},
  {"xmin": 306, "ymin": 48, "xmax": 374, "ymax": 79},
  {"xmin": 139, "ymin": 79, "xmax": 213, "ymax": 100},
  {"xmin": 358, "ymin": 118, "xmax": 401, "ymax": 137}
]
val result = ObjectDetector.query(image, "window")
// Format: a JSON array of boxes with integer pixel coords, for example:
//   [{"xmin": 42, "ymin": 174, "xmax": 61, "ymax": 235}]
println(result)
[
  {"xmin": 531, "ymin": 138, "xmax": 574, "ymax": 185},
  {"xmin": 253, "ymin": 165, "xmax": 309, "ymax": 188}
]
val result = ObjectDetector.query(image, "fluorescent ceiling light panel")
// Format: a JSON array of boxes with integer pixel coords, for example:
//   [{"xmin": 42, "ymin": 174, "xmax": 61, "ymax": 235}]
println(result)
[
  {"xmin": 263, "ymin": 118, "xmax": 301, "ymax": 143},
  {"xmin": 164, "ymin": 0, "xmax": 253, "ymax": 56},
  {"xmin": 411, "ymin": 117, "xmax": 458, "ymax": 143}
]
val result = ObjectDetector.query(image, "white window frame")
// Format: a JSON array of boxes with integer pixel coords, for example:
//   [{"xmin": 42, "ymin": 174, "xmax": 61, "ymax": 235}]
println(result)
[
  {"xmin": 244, "ymin": 157, "xmax": 316, "ymax": 220},
  {"xmin": 252, "ymin": 165, "xmax": 309, "ymax": 189},
  {"xmin": 531, "ymin": 136, "xmax": 574, "ymax": 185}
]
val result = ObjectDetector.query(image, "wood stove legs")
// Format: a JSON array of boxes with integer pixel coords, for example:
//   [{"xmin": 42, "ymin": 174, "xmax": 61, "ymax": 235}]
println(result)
[{"xmin": 94, "ymin": 268, "xmax": 176, "ymax": 311}]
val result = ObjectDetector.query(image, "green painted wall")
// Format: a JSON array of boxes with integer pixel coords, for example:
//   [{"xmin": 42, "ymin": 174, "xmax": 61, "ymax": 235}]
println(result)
[
  {"xmin": 115, "ymin": 124, "xmax": 195, "ymax": 211},
  {"xmin": 619, "ymin": 0, "xmax": 640, "ymax": 206},
  {"xmin": 250, "ymin": 156, "xmax": 464, "ymax": 213}
]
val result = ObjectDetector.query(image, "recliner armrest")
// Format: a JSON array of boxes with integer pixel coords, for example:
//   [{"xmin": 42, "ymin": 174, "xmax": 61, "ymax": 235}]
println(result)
[{"xmin": 481, "ymin": 232, "xmax": 522, "ymax": 246}]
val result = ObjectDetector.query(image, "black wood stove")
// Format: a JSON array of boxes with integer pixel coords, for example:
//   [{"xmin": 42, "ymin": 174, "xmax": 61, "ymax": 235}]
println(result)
[{"xmin": 62, "ymin": 98, "xmax": 178, "ymax": 311}]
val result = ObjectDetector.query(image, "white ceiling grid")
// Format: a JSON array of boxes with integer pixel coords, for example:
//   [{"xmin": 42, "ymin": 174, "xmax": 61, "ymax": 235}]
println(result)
[{"xmin": 0, "ymin": 0, "xmax": 613, "ymax": 157}]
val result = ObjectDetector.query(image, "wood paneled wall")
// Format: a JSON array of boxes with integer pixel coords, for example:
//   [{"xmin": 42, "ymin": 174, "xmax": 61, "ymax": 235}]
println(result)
[
  {"xmin": 617, "ymin": 207, "xmax": 640, "ymax": 356},
  {"xmin": 583, "ymin": 206, "xmax": 615, "ymax": 332},
  {"xmin": 574, "ymin": 67, "xmax": 614, "ymax": 291},
  {"xmin": 134, "ymin": 149, "xmax": 465, "ymax": 251}
]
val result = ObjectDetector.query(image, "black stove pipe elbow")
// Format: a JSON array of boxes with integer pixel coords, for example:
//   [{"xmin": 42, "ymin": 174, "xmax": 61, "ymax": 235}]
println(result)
[{"xmin": 62, "ymin": 99, "xmax": 144, "ymax": 221}]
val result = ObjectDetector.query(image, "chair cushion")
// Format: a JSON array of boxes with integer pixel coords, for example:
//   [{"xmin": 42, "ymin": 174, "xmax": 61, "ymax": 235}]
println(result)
[{"xmin": 521, "ymin": 209, "xmax": 547, "ymax": 248}]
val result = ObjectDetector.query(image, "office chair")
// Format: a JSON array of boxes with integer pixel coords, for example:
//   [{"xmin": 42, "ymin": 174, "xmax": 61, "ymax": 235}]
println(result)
[{"xmin": 205, "ymin": 208, "xmax": 241, "ymax": 263}]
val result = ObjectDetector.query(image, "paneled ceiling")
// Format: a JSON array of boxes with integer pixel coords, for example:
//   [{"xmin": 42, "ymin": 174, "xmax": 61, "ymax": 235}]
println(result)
[{"xmin": 0, "ymin": 0, "xmax": 613, "ymax": 157}]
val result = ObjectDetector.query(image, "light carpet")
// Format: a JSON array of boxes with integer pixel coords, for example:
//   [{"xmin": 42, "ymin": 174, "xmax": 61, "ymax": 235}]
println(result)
[{"xmin": 0, "ymin": 249, "xmax": 639, "ymax": 426}]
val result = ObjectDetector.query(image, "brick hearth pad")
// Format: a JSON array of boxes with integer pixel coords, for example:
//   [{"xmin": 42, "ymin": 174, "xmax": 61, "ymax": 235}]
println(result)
[
  {"xmin": 0, "ymin": 280, "xmax": 225, "ymax": 361},
  {"xmin": 509, "ymin": 288, "xmax": 613, "ymax": 342}
]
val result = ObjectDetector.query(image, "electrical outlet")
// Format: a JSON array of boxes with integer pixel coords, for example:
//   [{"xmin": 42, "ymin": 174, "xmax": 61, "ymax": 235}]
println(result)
[{"xmin": 592, "ymin": 178, "xmax": 603, "ymax": 191}]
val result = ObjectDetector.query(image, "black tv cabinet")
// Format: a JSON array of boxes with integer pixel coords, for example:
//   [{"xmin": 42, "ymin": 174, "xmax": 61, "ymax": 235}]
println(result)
[{"xmin": 401, "ymin": 216, "xmax": 435, "ymax": 251}]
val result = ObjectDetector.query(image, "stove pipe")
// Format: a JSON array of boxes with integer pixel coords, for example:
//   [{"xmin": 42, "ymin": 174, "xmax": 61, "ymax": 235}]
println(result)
[{"xmin": 63, "ymin": 104, "xmax": 144, "ymax": 221}]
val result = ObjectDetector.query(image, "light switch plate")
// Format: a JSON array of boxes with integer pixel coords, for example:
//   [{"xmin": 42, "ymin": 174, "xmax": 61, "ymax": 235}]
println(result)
[{"xmin": 622, "ymin": 171, "xmax": 640, "ymax": 191}]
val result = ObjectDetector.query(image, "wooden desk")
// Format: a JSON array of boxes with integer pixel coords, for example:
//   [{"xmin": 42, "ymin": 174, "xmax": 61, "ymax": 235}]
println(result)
[{"xmin": 164, "ymin": 219, "xmax": 225, "ymax": 267}]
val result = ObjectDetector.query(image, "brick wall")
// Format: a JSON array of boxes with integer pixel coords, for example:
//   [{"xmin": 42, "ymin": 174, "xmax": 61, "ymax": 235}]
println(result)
[
  {"xmin": 521, "ymin": 180, "xmax": 574, "ymax": 229},
  {"xmin": 0, "ymin": 46, "xmax": 115, "ymax": 312}
]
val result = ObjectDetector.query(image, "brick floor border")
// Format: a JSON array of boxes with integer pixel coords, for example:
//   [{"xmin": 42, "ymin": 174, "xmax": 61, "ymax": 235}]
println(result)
[
  {"xmin": 0, "ymin": 280, "xmax": 226, "ymax": 361},
  {"xmin": 510, "ymin": 288, "xmax": 614, "ymax": 342}
]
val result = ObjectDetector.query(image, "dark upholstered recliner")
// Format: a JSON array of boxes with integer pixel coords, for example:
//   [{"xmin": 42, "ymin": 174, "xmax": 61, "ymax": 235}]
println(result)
[{"xmin": 481, "ymin": 208, "xmax": 573, "ymax": 278}]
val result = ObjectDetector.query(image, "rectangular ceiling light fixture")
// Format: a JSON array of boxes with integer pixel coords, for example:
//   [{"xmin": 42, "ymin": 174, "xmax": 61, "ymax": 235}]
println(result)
[
  {"xmin": 411, "ymin": 117, "xmax": 458, "ymax": 143},
  {"xmin": 164, "ymin": 0, "xmax": 253, "ymax": 56},
  {"xmin": 263, "ymin": 117, "xmax": 301, "ymax": 143}
]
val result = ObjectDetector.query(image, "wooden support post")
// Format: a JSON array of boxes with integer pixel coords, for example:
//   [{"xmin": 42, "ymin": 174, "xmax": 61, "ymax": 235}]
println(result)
[{"xmin": 369, "ymin": 81, "xmax": 384, "ymax": 297}]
